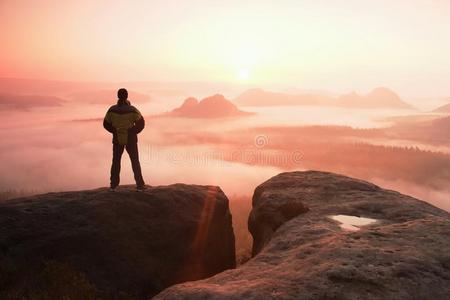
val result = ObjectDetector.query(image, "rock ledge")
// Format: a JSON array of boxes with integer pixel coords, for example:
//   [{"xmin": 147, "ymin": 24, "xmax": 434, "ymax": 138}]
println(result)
[{"xmin": 0, "ymin": 184, "xmax": 235, "ymax": 299}]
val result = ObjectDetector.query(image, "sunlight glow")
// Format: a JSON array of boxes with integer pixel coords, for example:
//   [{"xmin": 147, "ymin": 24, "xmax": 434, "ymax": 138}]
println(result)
[
  {"xmin": 1, "ymin": 1, "xmax": 450, "ymax": 96},
  {"xmin": 238, "ymin": 68, "xmax": 250, "ymax": 81}
]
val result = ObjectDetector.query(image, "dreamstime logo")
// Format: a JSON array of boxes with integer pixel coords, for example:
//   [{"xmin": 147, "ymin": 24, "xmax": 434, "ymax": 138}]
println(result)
[
  {"xmin": 254, "ymin": 134, "xmax": 269, "ymax": 148},
  {"xmin": 142, "ymin": 144, "xmax": 304, "ymax": 167},
  {"xmin": 291, "ymin": 150, "xmax": 303, "ymax": 164}
]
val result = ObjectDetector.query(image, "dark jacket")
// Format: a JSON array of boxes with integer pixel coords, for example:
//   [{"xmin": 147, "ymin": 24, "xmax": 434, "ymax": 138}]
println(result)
[{"xmin": 103, "ymin": 100, "xmax": 145, "ymax": 145}]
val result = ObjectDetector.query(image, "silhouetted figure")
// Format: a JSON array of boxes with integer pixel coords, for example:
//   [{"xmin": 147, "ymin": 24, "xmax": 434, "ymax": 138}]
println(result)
[{"xmin": 103, "ymin": 88, "xmax": 145, "ymax": 191}]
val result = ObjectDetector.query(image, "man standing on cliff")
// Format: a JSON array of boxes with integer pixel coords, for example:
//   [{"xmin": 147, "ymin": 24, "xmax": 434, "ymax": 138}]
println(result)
[{"xmin": 103, "ymin": 88, "xmax": 146, "ymax": 191}]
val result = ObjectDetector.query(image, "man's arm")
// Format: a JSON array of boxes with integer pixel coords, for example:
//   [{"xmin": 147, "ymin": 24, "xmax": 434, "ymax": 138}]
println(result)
[
  {"xmin": 129, "ymin": 109, "xmax": 145, "ymax": 134},
  {"xmin": 103, "ymin": 111, "xmax": 115, "ymax": 133},
  {"xmin": 134, "ymin": 115, "xmax": 145, "ymax": 133}
]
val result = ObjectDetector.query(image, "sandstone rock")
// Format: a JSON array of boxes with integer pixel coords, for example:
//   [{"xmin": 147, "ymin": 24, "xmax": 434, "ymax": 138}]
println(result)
[
  {"xmin": 249, "ymin": 182, "xmax": 309, "ymax": 256},
  {"xmin": 0, "ymin": 184, "xmax": 235, "ymax": 299},
  {"xmin": 155, "ymin": 171, "xmax": 450, "ymax": 300}
]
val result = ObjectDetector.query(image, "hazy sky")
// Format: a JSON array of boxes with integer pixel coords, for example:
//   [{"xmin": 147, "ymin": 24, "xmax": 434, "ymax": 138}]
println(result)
[{"xmin": 1, "ymin": 0, "xmax": 450, "ymax": 97}]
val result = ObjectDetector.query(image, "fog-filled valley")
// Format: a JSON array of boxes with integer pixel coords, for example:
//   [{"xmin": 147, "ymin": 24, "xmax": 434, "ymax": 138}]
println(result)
[
  {"xmin": 1, "ymin": 78, "xmax": 449, "ymax": 261},
  {"xmin": 0, "ymin": 79, "xmax": 450, "ymax": 261}
]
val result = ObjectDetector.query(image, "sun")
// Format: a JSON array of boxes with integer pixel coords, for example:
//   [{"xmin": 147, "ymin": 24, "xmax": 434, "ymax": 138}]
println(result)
[{"xmin": 237, "ymin": 68, "xmax": 250, "ymax": 81}]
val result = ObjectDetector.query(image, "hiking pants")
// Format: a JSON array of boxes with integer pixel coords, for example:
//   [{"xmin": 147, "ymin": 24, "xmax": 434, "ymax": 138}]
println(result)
[{"xmin": 110, "ymin": 143, "xmax": 145, "ymax": 188}]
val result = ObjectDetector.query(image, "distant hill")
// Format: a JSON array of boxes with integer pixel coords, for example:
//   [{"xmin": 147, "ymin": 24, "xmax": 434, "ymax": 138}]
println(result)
[
  {"xmin": 235, "ymin": 87, "xmax": 413, "ymax": 109},
  {"xmin": 0, "ymin": 77, "xmax": 232, "ymax": 100},
  {"xmin": 167, "ymin": 94, "xmax": 253, "ymax": 118},
  {"xmin": 430, "ymin": 115, "xmax": 450, "ymax": 131},
  {"xmin": 0, "ymin": 78, "xmax": 110, "ymax": 95},
  {"xmin": 387, "ymin": 115, "xmax": 450, "ymax": 145},
  {"xmin": 0, "ymin": 93, "xmax": 65, "ymax": 110},
  {"xmin": 432, "ymin": 102, "xmax": 450, "ymax": 113},
  {"xmin": 68, "ymin": 89, "xmax": 151, "ymax": 104},
  {"xmin": 337, "ymin": 87, "xmax": 412, "ymax": 109}
]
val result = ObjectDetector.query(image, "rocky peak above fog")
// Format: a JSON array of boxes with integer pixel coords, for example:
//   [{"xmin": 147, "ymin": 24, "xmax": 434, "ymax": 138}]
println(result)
[{"xmin": 168, "ymin": 94, "xmax": 253, "ymax": 118}]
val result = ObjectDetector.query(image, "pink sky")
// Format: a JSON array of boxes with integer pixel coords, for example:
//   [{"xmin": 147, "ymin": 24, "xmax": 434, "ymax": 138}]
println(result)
[{"xmin": 1, "ymin": 0, "xmax": 450, "ymax": 97}]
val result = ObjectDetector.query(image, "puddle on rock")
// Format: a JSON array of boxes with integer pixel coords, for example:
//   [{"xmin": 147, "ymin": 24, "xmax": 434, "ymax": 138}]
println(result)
[{"xmin": 329, "ymin": 214, "xmax": 378, "ymax": 231}]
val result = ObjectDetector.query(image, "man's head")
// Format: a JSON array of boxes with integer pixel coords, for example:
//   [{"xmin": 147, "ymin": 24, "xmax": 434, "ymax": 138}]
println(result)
[{"xmin": 117, "ymin": 88, "xmax": 128, "ymax": 100}]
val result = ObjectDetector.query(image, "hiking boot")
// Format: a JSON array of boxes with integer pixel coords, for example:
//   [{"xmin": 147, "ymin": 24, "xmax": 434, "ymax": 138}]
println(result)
[{"xmin": 136, "ymin": 185, "xmax": 146, "ymax": 192}]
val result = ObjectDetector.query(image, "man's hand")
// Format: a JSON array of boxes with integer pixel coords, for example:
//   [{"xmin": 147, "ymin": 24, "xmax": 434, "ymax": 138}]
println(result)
[{"xmin": 128, "ymin": 126, "xmax": 137, "ymax": 134}]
